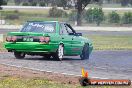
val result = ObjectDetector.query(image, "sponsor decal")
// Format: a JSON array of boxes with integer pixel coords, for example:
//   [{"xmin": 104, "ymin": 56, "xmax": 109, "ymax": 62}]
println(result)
[
  {"xmin": 28, "ymin": 23, "xmax": 54, "ymax": 32},
  {"xmin": 79, "ymin": 68, "xmax": 131, "ymax": 86}
]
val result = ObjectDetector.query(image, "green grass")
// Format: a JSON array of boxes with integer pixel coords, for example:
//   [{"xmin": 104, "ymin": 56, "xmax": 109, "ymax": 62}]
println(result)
[
  {"xmin": 0, "ymin": 77, "xmax": 75, "ymax": 88},
  {"xmin": 0, "ymin": 76, "xmax": 131, "ymax": 88},
  {"xmin": 0, "ymin": 42, "xmax": 6, "ymax": 52},
  {"xmin": 85, "ymin": 35, "xmax": 132, "ymax": 50}
]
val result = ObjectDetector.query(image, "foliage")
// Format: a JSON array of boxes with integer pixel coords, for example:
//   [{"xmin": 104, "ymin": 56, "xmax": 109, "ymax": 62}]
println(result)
[
  {"xmin": 122, "ymin": 12, "xmax": 132, "ymax": 24},
  {"xmin": 0, "ymin": 0, "xmax": 3, "ymax": 6},
  {"xmin": 22, "ymin": 2, "xmax": 30, "ymax": 6},
  {"xmin": 121, "ymin": 0, "xmax": 128, "ymax": 6},
  {"xmin": 30, "ymin": 2, "xmax": 37, "ymax": 6},
  {"xmin": 14, "ymin": 0, "xmax": 21, "ymax": 5},
  {"xmin": 76, "ymin": 0, "xmax": 92, "ymax": 26},
  {"xmin": 39, "ymin": 2, "xmax": 46, "ymax": 7},
  {"xmin": 68, "ymin": 10, "xmax": 86, "ymax": 21},
  {"xmin": 85, "ymin": 8, "xmax": 104, "ymax": 26},
  {"xmin": 108, "ymin": 11, "xmax": 120, "ymax": 23},
  {"xmin": 2, "ymin": 0, "xmax": 7, "ymax": 5},
  {"xmin": 68, "ymin": 10, "xmax": 77, "ymax": 21},
  {"xmin": 55, "ymin": 0, "xmax": 67, "ymax": 7},
  {"xmin": 49, "ymin": 7, "xmax": 67, "ymax": 17}
]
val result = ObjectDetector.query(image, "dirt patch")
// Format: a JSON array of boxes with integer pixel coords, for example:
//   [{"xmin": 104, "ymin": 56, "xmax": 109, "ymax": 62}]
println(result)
[
  {"xmin": 0, "ymin": 64, "xmax": 132, "ymax": 88},
  {"xmin": 0, "ymin": 64, "xmax": 80, "ymax": 85}
]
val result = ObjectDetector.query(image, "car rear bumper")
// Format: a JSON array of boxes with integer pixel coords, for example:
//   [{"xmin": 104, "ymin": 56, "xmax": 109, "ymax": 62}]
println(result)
[{"xmin": 5, "ymin": 42, "xmax": 58, "ymax": 53}]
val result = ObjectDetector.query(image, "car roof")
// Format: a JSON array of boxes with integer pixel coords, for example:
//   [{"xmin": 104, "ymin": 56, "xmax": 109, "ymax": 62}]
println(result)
[
  {"xmin": 27, "ymin": 21, "xmax": 59, "ymax": 23},
  {"xmin": 27, "ymin": 21, "xmax": 69, "ymax": 24},
  {"xmin": 59, "ymin": 22, "xmax": 70, "ymax": 25}
]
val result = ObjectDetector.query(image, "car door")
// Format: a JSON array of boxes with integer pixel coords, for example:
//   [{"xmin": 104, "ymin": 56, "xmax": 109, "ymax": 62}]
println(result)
[
  {"xmin": 65, "ymin": 24, "xmax": 83, "ymax": 55},
  {"xmin": 59, "ymin": 23, "xmax": 73, "ymax": 55}
]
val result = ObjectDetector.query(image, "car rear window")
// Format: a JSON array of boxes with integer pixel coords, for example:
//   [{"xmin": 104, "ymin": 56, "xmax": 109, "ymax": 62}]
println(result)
[{"xmin": 21, "ymin": 22, "xmax": 56, "ymax": 33}]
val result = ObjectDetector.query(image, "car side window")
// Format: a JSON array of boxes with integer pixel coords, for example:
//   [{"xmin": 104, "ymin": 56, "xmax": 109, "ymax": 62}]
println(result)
[
  {"xmin": 65, "ymin": 25, "xmax": 74, "ymax": 34},
  {"xmin": 60, "ymin": 24, "xmax": 68, "ymax": 35}
]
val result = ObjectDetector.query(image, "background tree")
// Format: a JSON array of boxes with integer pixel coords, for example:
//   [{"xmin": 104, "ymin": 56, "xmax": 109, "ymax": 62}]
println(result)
[
  {"xmin": 2, "ymin": 0, "xmax": 8, "ymax": 5},
  {"xmin": 14, "ymin": 0, "xmax": 22, "ymax": 5},
  {"xmin": 0, "ymin": 0, "xmax": 3, "ymax": 10},
  {"xmin": 55, "ymin": 0, "xmax": 67, "ymax": 9},
  {"xmin": 0, "ymin": 0, "xmax": 3, "ymax": 6},
  {"xmin": 108, "ymin": 11, "xmax": 120, "ymax": 23},
  {"xmin": 75, "ymin": 0, "xmax": 99, "ymax": 26},
  {"xmin": 85, "ymin": 8, "xmax": 104, "ymax": 26},
  {"xmin": 121, "ymin": 0, "xmax": 128, "ymax": 6}
]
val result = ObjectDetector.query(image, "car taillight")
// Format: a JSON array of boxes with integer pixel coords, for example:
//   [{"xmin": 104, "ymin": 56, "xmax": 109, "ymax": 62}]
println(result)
[
  {"xmin": 6, "ymin": 36, "xmax": 12, "ymax": 42},
  {"xmin": 6, "ymin": 36, "xmax": 17, "ymax": 42},
  {"xmin": 39, "ymin": 36, "xmax": 50, "ymax": 43},
  {"xmin": 12, "ymin": 36, "xmax": 17, "ymax": 42}
]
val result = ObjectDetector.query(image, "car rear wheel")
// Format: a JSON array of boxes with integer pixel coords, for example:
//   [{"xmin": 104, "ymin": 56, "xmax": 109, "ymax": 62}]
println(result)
[
  {"xmin": 80, "ymin": 44, "xmax": 89, "ymax": 60},
  {"xmin": 43, "ymin": 54, "xmax": 51, "ymax": 59},
  {"xmin": 52, "ymin": 44, "xmax": 64, "ymax": 61},
  {"xmin": 14, "ymin": 52, "xmax": 25, "ymax": 59}
]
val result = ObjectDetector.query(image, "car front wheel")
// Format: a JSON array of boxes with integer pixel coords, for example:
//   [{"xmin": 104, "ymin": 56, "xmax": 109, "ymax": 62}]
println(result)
[
  {"xmin": 14, "ymin": 52, "xmax": 25, "ymax": 59},
  {"xmin": 52, "ymin": 44, "xmax": 64, "ymax": 61},
  {"xmin": 80, "ymin": 44, "xmax": 89, "ymax": 60}
]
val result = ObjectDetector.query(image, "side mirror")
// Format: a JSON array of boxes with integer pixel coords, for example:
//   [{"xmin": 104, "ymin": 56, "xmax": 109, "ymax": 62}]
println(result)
[
  {"xmin": 75, "ymin": 33, "xmax": 82, "ymax": 36},
  {"xmin": 69, "ymin": 33, "xmax": 75, "ymax": 35}
]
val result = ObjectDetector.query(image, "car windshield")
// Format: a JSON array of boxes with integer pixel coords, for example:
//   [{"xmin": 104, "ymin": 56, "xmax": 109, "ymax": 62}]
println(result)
[{"xmin": 21, "ymin": 22, "xmax": 56, "ymax": 33}]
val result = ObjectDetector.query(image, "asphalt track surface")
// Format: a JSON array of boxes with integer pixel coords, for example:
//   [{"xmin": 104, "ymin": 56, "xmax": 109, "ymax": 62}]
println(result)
[
  {"xmin": 0, "ymin": 29, "xmax": 132, "ymax": 80},
  {"xmin": 0, "ymin": 51, "xmax": 132, "ymax": 80}
]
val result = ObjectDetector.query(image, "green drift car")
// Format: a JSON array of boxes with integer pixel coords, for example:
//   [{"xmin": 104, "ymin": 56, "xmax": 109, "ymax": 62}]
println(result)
[{"xmin": 5, "ymin": 21, "xmax": 93, "ymax": 61}]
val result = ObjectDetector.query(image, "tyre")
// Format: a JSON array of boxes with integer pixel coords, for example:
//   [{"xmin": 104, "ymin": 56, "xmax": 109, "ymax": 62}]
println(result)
[
  {"xmin": 79, "ymin": 77, "xmax": 90, "ymax": 86},
  {"xmin": 43, "ymin": 54, "xmax": 51, "ymax": 59},
  {"xmin": 80, "ymin": 44, "xmax": 89, "ymax": 60},
  {"xmin": 52, "ymin": 44, "xmax": 64, "ymax": 61},
  {"xmin": 14, "ymin": 52, "xmax": 25, "ymax": 59}
]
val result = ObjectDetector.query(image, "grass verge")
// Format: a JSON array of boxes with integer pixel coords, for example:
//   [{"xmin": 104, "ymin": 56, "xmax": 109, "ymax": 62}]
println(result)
[
  {"xmin": 0, "ymin": 76, "xmax": 74, "ymax": 88},
  {"xmin": 85, "ymin": 35, "xmax": 132, "ymax": 50}
]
